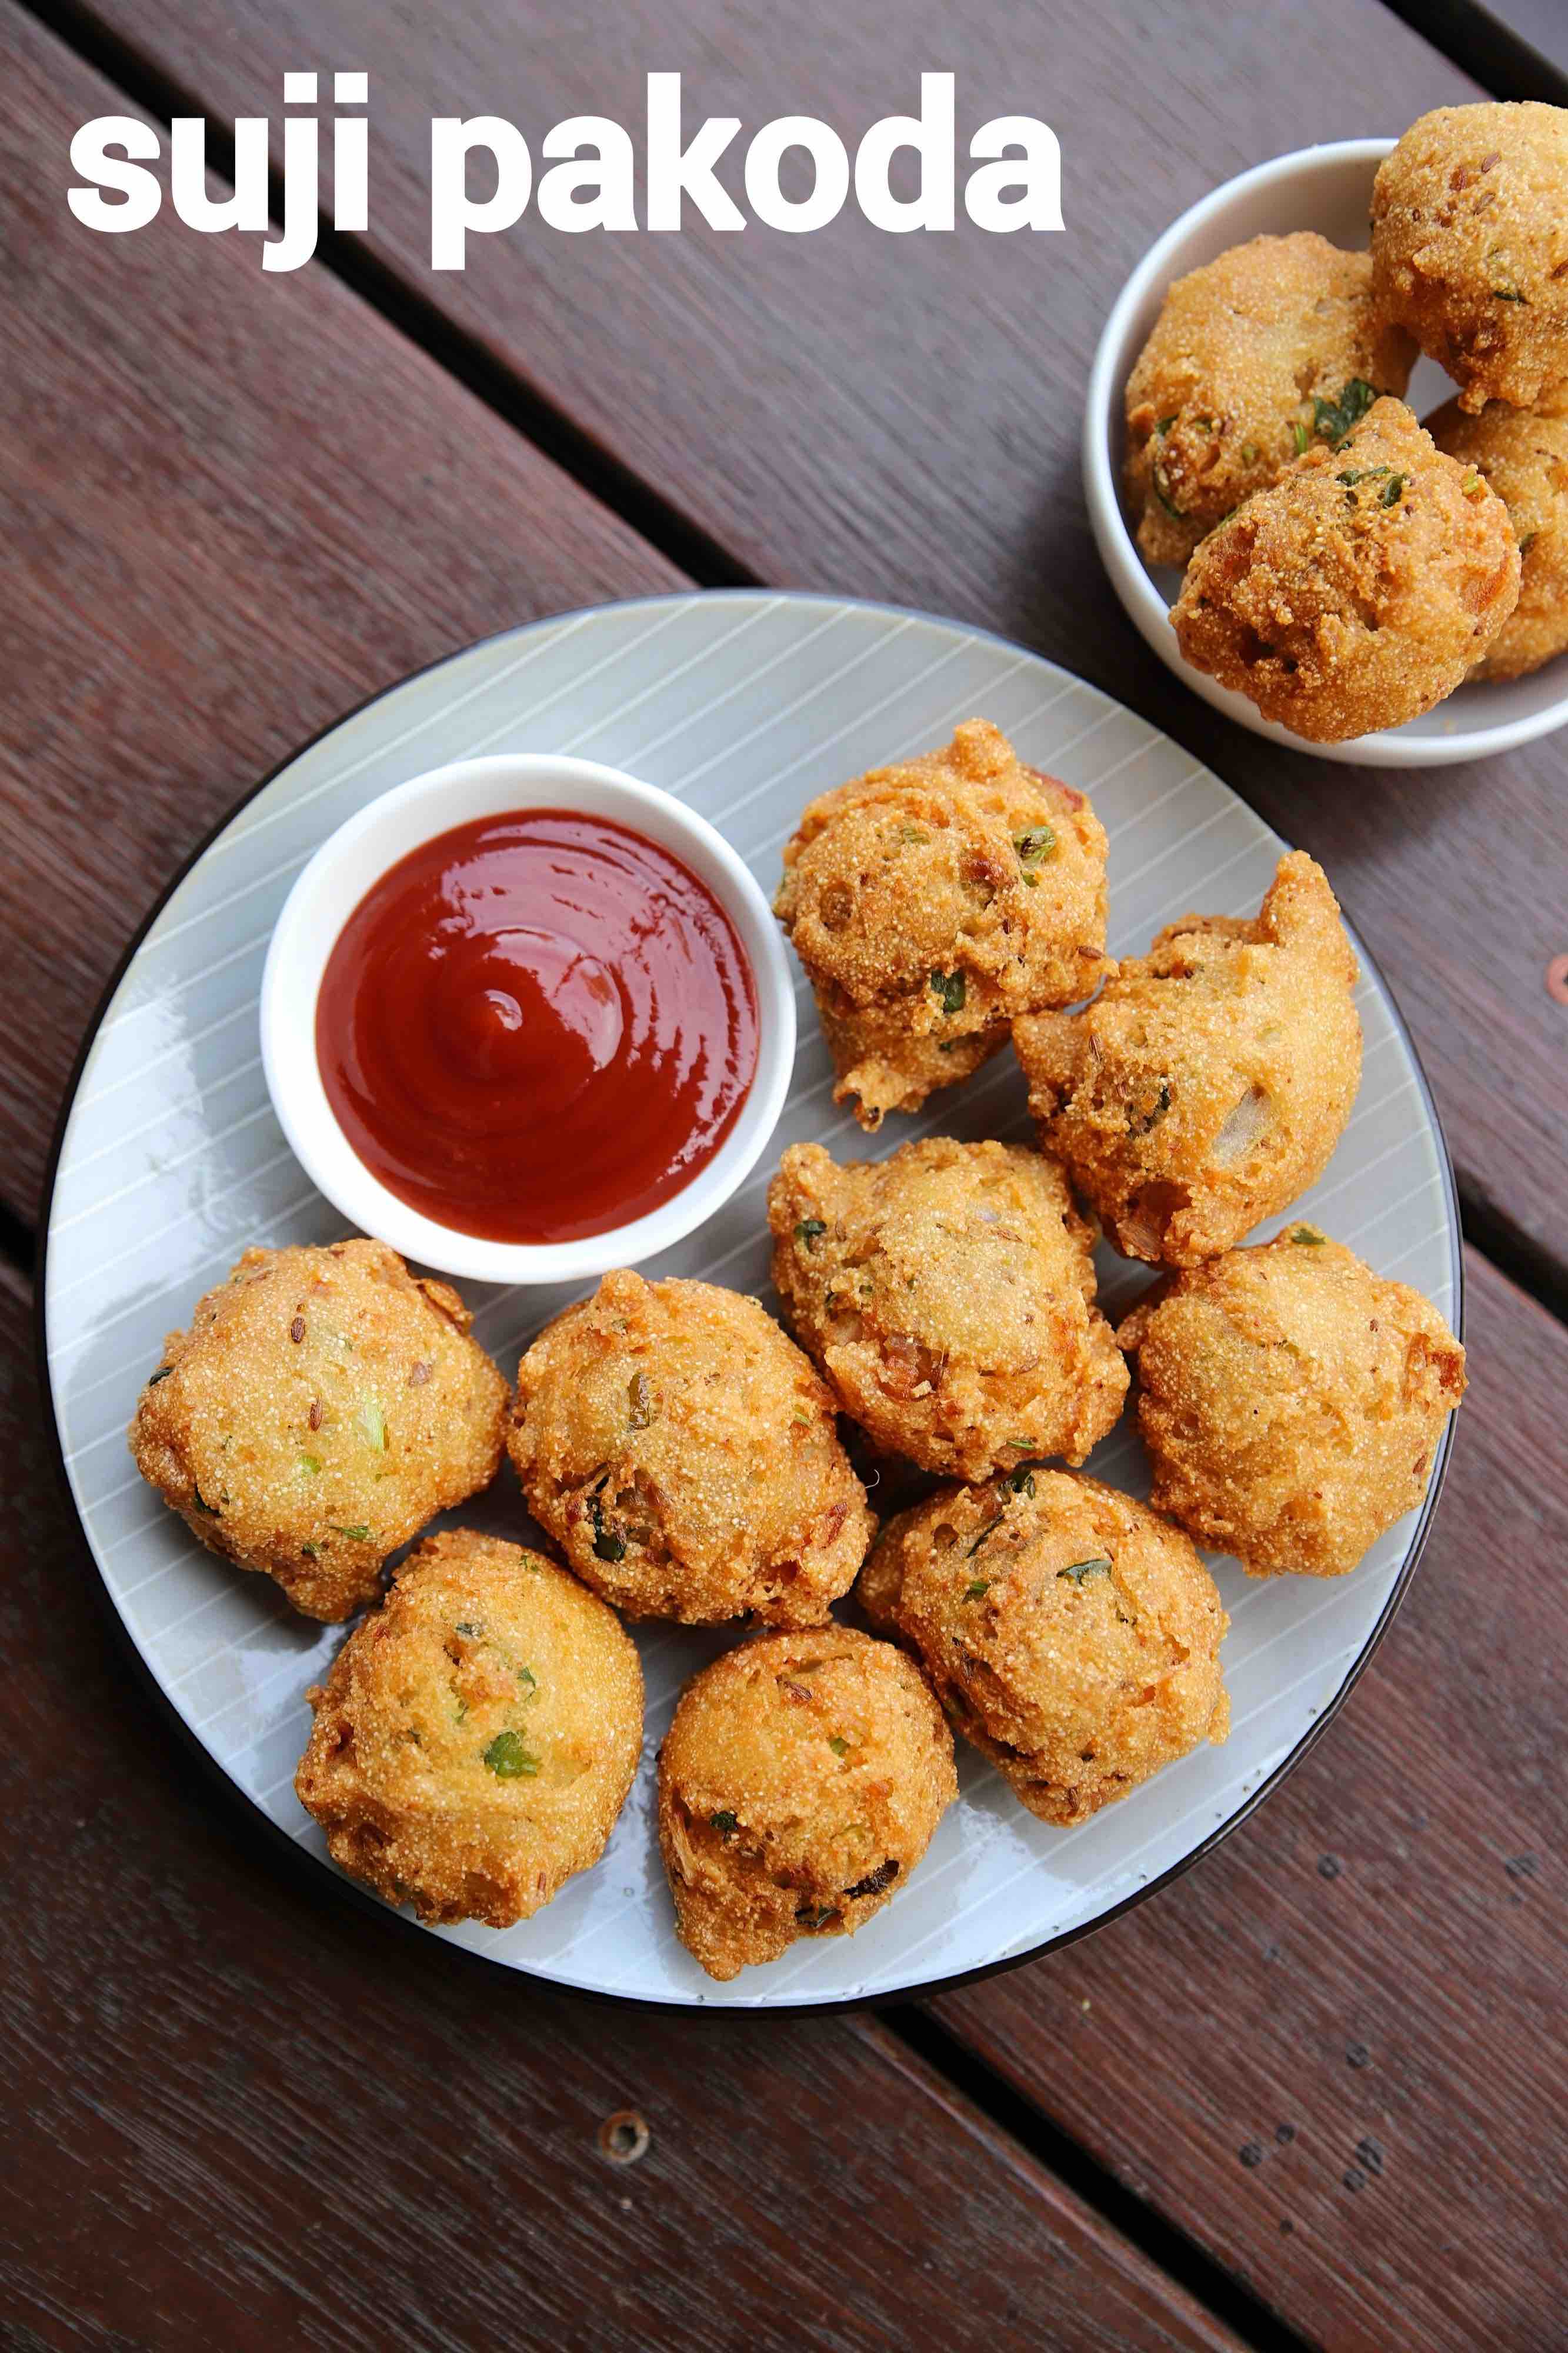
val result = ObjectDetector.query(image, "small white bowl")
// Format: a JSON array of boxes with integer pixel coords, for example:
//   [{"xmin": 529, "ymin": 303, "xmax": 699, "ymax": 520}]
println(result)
[
  {"xmin": 1084, "ymin": 138, "xmax": 1568, "ymax": 768},
  {"xmin": 260, "ymin": 752, "xmax": 796, "ymax": 1286}
]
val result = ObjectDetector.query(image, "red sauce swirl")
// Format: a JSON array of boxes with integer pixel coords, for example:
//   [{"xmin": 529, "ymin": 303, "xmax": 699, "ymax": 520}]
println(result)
[{"xmin": 316, "ymin": 810, "xmax": 758, "ymax": 1245}]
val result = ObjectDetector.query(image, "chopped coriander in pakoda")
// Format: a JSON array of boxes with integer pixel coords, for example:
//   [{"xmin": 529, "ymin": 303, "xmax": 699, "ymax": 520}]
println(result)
[
  {"xmin": 509, "ymin": 1271, "xmax": 873, "ymax": 1626},
  {"xmin": 1372, "ymin": 103, "xmax": 1568, "ymax": 416},
  {"xmin": 1118, "ymin": 1227, "xmax": 1466, "ymax": 1579},
  {"xmin": 774, "ymin": 719, "xmax": 1107, "ymax": 1130},
  {"xmin": 658, "ymin": 1626, "xmax": 955, "ymax": 1980},
  {"xmin": 296, "ymin": 1529, "xmax": 642, "ymax": 1925},
  {"xmin": 858, "ymin": 1470, "xmax": 1229, "ymax": 1827},
  {"xmin": 768, "ymin": 1135, "xmax": 1126, "ymax": 1482},
  {"xmin": 128, "ymin": 1238, "xmax": 509, "ymax": 1620},
  {"xmin": 1014, "ymin": 852, "xmax": 1362, "ymax": 1267},
  {"xmin": 1125, "ymin": 233, "xmax": 1416, "ymax": 568},
  {"xmin": 1171, "ymin": 396, "xmax": 1520, "ymax": 742}
]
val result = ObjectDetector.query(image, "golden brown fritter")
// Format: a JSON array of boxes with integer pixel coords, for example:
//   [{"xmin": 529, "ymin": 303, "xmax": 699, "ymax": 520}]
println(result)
[
  {"xmin": 508, "ymin": 1271, "xmax": 873, "ymax": 1627},
  {"xmin": 1426, "ymin": 395, "xmax": 1568, "ymax": 678},
  {"xmin": 128, "ymin": 1239, "xmax": 509, "ymax": 1621},
  {"xmin": 768, "ymin": 1136, "xmax": 1127, "ymax": 1482},
  {"xmin": 1118, "ymin": 1226, "xmax": 1466, "ymax": 1579},
  {"xmin": 1172, "ymin": 396, "xmax": 1520, "ymax": 741},
  {"xmin": 1125, "ymin": 234, "xmax": 1417, "ymax": 568},
  {"xmin": 859, "ymin": 1469, "xmax": 1229, "ymax": 1827},
  {"xmin": 1014, "ymin": 853, "xmax": 1361, "ymax": 1268},
  {"xmin": 1372, "ymin": 103, "xmax": 1568, "ymax": 415},
  {"xmin": 296, "ymin": 1529, "xmax": 642, "ymax": 1925},
  {"xmin": 657, "ymin": 1625, "xmax": 955, "ymax": 1980},
  {"xmin": 775, "ymin": 719, "xmax": 1107, "ymax": 1129}
]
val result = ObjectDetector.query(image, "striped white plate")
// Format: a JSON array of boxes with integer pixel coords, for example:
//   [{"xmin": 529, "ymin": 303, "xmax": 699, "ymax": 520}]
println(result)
[{"xmin": 41, "ymin": 592, "xmax": 1460, "ymax": 2010}]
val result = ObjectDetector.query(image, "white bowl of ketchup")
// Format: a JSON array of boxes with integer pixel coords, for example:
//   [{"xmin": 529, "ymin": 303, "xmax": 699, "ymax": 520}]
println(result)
[{"xmin": 261, "ymin": 753, "xmax": 796, "ymax": 1287}]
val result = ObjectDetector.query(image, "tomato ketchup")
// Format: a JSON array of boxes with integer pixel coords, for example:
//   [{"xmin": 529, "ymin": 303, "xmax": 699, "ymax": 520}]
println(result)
[{"xmin": 316, "ymin": 811, "xmax": 759, "ymax": 1245}]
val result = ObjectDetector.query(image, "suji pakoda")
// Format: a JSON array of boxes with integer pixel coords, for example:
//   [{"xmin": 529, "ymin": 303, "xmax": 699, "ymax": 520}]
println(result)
[
  {"xmin": 129, "ymin": 1238, "xmax": 509, "ymax": 1621},
  {"xmin": 775, "ymin": 719, "xmax": 1107, "ymax": 1129},
  {"xmin": 1014, "ymin": 852, "xmax": 1362, "ymax": 1266},
  {"xmin": 657, "ymin": 1625, "xmax": 955, "ymax": 1979},
  {"xmin": 1118, "ymin": 1225, "xmax": 1467, "ymax": 1579}
]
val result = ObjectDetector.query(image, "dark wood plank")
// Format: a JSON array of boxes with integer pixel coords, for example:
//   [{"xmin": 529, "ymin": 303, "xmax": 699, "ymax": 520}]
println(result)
[
  {"xmin": 0, "ymin": 2, "xmax": 685, "ymax": 1227},
  {"xmin": 933, "ymin": 1247, "xmax": 1568, "ymax": 2353},
  {"xmin": 0, "ymin": 1278, "xmax": 1243, "ymax": 2353},
  {"xmin": 55, "ymin": 0, "xmax": 1568, "ymax": 1277}
]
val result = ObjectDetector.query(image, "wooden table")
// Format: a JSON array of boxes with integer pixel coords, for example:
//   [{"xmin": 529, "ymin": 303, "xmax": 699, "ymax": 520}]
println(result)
[{"xmin": 4, "ymin": 2, "xmax": 1564, "ymax": 2345}]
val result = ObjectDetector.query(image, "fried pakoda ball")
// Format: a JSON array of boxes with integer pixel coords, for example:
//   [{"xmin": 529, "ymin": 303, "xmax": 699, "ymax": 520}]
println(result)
[
  {"xmin": 1372, "ymin": 103, "xmax": 1568, "ymax": 416},
  {"xmin": 657, "ymin": 1626, "xmax": 955, "ymax": 1980},
  {"xmin": 1172, "ymin": 396, "xmax": 1520, "ymax": 741},
  {"xmin": 128, "ymin": 1239, "xmax": 509, "ymax": 1621},
  {"xmin": 295, "ymin": 1530, "xmax": 642, "ymax": 1925},
  {"xmin": 1426, "ymin": 396, "xmax": 1568, "ymax": 678},
  {"xmin": 1125, "ymin": 233, "xmax": 1417, "ymax": 568},
  {"xmin": 859, "ymin": 1469, "xmax": 1229, "ymax": 1827},
  {"xmin": 1118, "ymin": 1225, "xmax": 1466, "ymax": 1580},
  {"xmin": 775, "ymin": 718, "xmax": 1107, "ymax": 1130},
  {"xmin": 508, "ymin": 1271, "xmax": 873, "ymax": 1627},
  {"xmin": 1015, "ymin": 852, "xmax": 1360, "ymax": 1268},
  {"xmin": 768, "ymin": 1137, "xmax": 1127, "ymax": 1482}
]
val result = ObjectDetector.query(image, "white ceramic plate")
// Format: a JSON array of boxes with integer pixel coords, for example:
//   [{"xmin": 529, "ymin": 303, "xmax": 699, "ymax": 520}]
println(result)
[
  {"xmin": 1084, "ymin": 139, "xmax": 1568, "ymax": 767},
  {"xmin": 40, "ymin": 591, "xmax": 1461, "ymax": 2011}
]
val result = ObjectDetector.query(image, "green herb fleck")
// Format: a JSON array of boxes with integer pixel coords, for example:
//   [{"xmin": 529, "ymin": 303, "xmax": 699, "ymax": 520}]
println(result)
[
  {"xmin": 1240, "ymin": 441, "xmax": 1259, "ymax": 465},
  {"xmin": 898, "ymin": 823, "xmax": 932, "ymax": 844},
  {"xmin": 297, "ymin": 1452, "xmax": 322, "ymax": 1476},
  {"xmin": 966, "ymin": 1514, "xmax": 1005, "ymax": 1559},
  {"xmin": 1290, "ymin": 1225, "xmax": 1326, "ymax": 1246},
  {"xmin": 357, "ymin": 1395, "xmax": 387, "ymax": 1451},
  {"xmin": 795, "ymin": 1218, "xmax": 828, "ymax": 1250},
  {"xmin": 1153, "ymin": 469, "xmax": 1185, "ymax": 519},
  {"xmin": 1462, "ymin": 471, "xmax": 1487, "ymax": 500},
  {"xmin": 965, "ymin": 1578, "xmax": 992, "ymax": 1601},
  {"xmin": 929, "ymin": 969, "xmax": 966, "ymax": 1017},
  {"xmin": 148, "ymin": 1365, "xmax": 173, "ymax": 1386},
  {"xmin": 710, "ymin": 1809, "xmax": 738, "ymax": 1836},
  {"xmin": 518, "ymin": 1666, "xmax": 538, "ymax": 1698},
  {"xmin": 1156, "ymin": 415, "xmax": 1177, "ymax": 435},
  {"xmin": 1009, "ymin": 1462, "xmax": 1038, "ymax": 1496},
  {"xmin": 829, "ymin": 1735, "xmax": 850, "ymax": 1756},
  {"xmin": 301, "ymin": 1542, "xmax": 319, "ymax": 1559},
  {"xmin": 1492, "ymin": 285, "xmax": 1527, "ymax": 302},
  {"xmin": 1013, "ymin": 824, "xmax": 1058, "ymax": 866},
  {"xmin": 1312, "ymin": 379, "xmax": 1377, "ymax": 448},
  {"xmin": 483, "ymin": 1730, "xmax": 539, "ymax": 1779},
  {"xmin": 1058, "ymin": 1557, "xmax": 1112, "ymax": 1585},
  {"xmin": 1292, "ymin": 421, "xmax": 1310, "ymax": 457},
  {"xmin": 192, "ymin": 1482, "xmax": 218, "ymax": 1517},
  {"xmin": 455, "ymin": 1622, "xmax": 482, "ymax": 1638},
  {"xmin": 334, "ymin": 1525, "xmax": 371, "ymax": 1543},
  {"xmin": 1380, "ymin": 473, "xmax": 1408, "ymax": 508}
]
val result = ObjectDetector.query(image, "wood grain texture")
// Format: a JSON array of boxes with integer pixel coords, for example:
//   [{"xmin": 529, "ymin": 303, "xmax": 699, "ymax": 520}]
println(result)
[
  {"xmin": 55, "ymin": 0, "xmax": 1568, "ymax": 1275},
  {"xmin": 0, "ymin": 1283, "xmax": 1245, "ymax": 2353},
  {"xmin": 935, "ymin": 1247, "xmax": 1568, "ymax": 2353},
  {"xmin": 0, "ymin": 3, "xmax": 685, "ymax": 1226}
]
